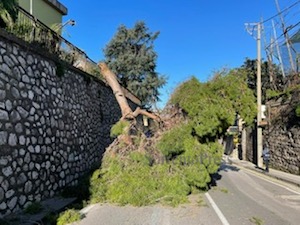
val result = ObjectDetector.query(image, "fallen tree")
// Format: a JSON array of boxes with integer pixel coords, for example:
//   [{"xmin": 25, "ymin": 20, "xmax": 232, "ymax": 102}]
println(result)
[
  {"xmin": 98, "ymin": 62, "xmax": 161, "ymax": 121},
  {"xmin": 98, "ymin": 62, "xmax": 161, "ymax": 144}
]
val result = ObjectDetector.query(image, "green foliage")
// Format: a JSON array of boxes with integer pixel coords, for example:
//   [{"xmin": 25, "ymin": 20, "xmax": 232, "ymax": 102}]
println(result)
[
  {"xmin": 295, "ymin": 105, "xmax": 300, "ymax": 117},
  {"xmin": 156, "ymin": 124, "xmax": 193, "ymax": 158},
  {"xmin": 57, "ymin": 209, "xmax": 82, "ymax": 225},
  {"xmin": 241, "ymin": 58, "xmax": 284, "ymax": 102},
  {"xmin": 90, "ymin": 135, "xmax": 223, "ymax": 207},
  {"xmin": 110, "ymin": 120, "xmax": 130, "ymax": 137},
  {"xmin": 266, "ymin": 89, "xmax": 283, "ymax": 99},
  {"xmin": 104, "ymin": 21, "xmax": 166, "ymax": 105},
  {"xmin": 128, "ymin": 151, "xmax": 152, "ymax": 166},
  {"xmin": 24, "ymin": 202, "xmax": 43, "ymax": 214},
  {"xmin": 171, "ymin": 70, "xmax": 256, "ymax": 139},
  {"xmin": 249, "ymin": 216, "xmax": 264, "ymax": 225},
  {"xmin": 90, "ymin": 154, "xmax": 191, "ymax": 207},
  {"xmin": 266, "ymin": 84, "xmax": 300, "ymax": 101},
  {"xmin": 0, "ymin": 0, "xmax": 18, "ymax": 28}
]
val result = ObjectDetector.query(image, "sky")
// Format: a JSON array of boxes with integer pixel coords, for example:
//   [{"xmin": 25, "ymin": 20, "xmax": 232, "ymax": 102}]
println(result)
[{"xmin": 59, "ymin": 0, "xmax": 300, "ymax": 107}]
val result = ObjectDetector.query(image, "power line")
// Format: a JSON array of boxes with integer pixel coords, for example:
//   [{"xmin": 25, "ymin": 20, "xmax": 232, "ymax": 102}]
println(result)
[
  {"xmin": 265, "ymin": 20, "xmax": 300, "ymax": 49},
  {"xmin": 261, "ymin": 0, "xmax": 300, "ymax": 24}
]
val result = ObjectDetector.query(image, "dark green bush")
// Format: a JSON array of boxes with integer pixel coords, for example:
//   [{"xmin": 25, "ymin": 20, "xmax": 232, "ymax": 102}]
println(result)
[{"xmin": 24, "ymin": 202, "xmax": 43, "ymax": 214}]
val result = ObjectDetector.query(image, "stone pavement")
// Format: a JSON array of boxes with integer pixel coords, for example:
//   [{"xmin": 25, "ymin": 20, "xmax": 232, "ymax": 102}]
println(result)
[{"xmin": 228, "ymin": 157, "xmax": 300, "ymax": 188}]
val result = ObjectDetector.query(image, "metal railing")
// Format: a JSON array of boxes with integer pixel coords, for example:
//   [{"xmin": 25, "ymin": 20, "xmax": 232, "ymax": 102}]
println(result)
[{"xmin": 5, "ymin": 6, "xmax": 100, "ymax": 77}]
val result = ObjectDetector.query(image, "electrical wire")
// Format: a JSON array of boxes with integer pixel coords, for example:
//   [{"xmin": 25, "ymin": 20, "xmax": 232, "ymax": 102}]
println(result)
[{"xmin": 261, "ymin": 0, "xmax": 300, "ymax": 24}]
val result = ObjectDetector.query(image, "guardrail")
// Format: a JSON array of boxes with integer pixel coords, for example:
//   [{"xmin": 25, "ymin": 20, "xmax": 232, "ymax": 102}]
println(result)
[{"xmin": 5, "ymin": 6, "xmax": 100, "ymax": 77}]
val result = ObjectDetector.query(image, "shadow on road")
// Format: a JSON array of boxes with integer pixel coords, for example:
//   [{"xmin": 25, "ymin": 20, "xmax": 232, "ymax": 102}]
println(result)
[{"xmin": 209, "ymin": 163, "xmax": 240, "ymax": 188}]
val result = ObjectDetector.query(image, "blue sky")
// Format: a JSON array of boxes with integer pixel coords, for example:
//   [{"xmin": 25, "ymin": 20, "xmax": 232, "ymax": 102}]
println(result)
[{"xmin": 59, "ymin": 0, "xmax": 299, "ymax": 107}]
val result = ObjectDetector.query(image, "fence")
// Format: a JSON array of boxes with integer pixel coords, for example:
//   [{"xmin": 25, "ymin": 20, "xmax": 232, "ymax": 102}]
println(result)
[{"xmin": 5, "ymin": 6, "xmax": 100, "ymax": 77}]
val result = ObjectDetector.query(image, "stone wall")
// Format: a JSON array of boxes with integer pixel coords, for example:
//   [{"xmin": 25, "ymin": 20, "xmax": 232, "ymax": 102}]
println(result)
[
  {"xmin": 266, "ymin": 96, "xmax": 300, "ymax": 175},
  {"xmin": 0, "ymin": 30, "xmax": 135, "ymax": 217}
]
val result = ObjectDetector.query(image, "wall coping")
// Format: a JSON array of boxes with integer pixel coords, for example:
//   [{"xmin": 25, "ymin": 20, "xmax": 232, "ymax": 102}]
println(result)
[{"xmin": 43, "ymin": 0, "xmax": 68, "ymax": 15}]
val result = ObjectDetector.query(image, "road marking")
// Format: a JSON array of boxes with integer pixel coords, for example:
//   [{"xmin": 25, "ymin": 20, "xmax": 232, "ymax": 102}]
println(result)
[
  {"xmin": 243, "ymin": 169, "xmax": 300, "ymax": 195},
  {"xmin": 205, "ymin": 192, "xmax": 230, "ymax": 225}
]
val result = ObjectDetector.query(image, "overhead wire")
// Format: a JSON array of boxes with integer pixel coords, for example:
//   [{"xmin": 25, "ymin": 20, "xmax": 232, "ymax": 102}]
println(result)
[{"xmin": 261, "ymin": 0, "xmax": 300, "ymax": 24}]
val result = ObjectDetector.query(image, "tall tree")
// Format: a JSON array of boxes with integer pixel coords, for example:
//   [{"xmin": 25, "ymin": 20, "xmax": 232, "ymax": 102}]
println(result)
[
  {"xmin": 103, "ymin": 21, "xmax": 166, "ymax": 106},
  {"xmin": 241, "ymin": 58, "xmax": 284, "ymax": 102}
]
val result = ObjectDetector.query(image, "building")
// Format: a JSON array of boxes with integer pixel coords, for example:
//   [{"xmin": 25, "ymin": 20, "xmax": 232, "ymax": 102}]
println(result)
[{"xmin": 18, "ymin": 0, "xmax": 67, "ymax": 27}]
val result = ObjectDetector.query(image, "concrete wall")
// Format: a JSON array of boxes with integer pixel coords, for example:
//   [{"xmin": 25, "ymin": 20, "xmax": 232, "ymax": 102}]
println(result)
[
  {"xmin": 18, "ymin": 0, "xmax": 67, "ymax": 27},
  {"xmin": 0, "ymin": 29, "xmax": 134, "ymax": 217}
]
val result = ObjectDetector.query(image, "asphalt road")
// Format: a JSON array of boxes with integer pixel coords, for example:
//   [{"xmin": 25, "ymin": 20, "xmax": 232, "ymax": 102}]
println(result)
[
  {"xmin": 209, "ymin": 163, "xmax": 300, "ymax": 225},
  {"xmin": 72, "ymin": 163, "xmax": 300, "ymax": 225}
]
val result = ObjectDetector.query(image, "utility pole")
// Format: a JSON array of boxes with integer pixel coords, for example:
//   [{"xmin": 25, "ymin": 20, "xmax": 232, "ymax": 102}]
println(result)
[{"xmin": 257, "ymin": 22, "xmax": 263, "ymax": 168}]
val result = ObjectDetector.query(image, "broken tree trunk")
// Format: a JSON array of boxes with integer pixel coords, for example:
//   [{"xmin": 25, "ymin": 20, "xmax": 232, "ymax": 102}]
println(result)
[
  {"xmin": 98, "ymin": 62, "xmax": 133, "ymax": 119},
  {"xmin": 98, "ymin": 62, "xmax": 160, "ymax": 122}
]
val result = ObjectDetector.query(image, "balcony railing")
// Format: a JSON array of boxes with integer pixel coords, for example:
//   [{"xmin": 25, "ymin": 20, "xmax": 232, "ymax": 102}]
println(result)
[{"xmin": 4, "ymin": 6, "xmax": 100, "ymax": 77}]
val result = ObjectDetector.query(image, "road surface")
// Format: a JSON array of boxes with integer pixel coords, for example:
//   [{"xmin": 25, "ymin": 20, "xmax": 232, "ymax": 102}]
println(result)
[{"xmin": 72, "ymin": 162, "xmax": 300, "ymax": 225}]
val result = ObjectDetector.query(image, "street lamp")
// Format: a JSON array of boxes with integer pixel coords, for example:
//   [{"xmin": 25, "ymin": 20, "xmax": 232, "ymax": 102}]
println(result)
[
  {"xmin": 60, "ymin": 19, "xmax": 76, "ymax": 29},
  {"xmin": 54, "ymin": 19, "xmax": 76, "ymax": 35}
]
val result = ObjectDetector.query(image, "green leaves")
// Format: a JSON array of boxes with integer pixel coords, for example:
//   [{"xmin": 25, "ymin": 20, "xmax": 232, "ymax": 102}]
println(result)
[
  {"xmin": 0, "ymin": 0, "xmax": 18, "ymax": 28},
  {"xmin": 104, "ymin": 21, "xmax": 166, "ymax": 106},
  {"xmin": 156, "ymin": 124, "xmax": 193, "ymax": 159},
  {"xmin": 171, "ymin": 70, "xmax": 256, "ymax": 139}
]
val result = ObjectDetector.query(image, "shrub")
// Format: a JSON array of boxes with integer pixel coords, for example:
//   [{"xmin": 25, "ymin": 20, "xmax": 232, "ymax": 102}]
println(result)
[
  {"xmin": 24, "ymin": 202, "xmax": 43, "ymax": 214},
  {"xmin": 110, "ymin": 120, "xmax": 130, "ymax": 137},
  {"xmin": 57, "ymin": 209, "xmax": 82, "ymax": 225}
]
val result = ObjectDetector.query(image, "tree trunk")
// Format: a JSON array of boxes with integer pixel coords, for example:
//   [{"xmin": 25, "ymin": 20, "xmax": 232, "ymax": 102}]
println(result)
[
  {"xmin": 98, "ymin": 62, "xmax": 133, "ymax": 119},
  {"xmin": 98, "ymin": 62, "xmax": 161, "ymax": 122}
]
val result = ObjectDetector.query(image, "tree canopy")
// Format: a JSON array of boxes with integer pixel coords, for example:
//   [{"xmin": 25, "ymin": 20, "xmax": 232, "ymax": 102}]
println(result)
[
  {"xmin": 241, "ymin": 58, "xmax": 284, "ymax": 102},
  {"xmin": 103, "ymin": 21, "xmax": 166, "ymax": 106},
  {"xmin": 170, "ymin": 69, "xmax": 256, "ymax": 141}
]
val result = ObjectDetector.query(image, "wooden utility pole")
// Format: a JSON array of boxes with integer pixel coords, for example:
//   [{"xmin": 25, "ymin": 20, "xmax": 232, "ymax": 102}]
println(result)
[{"xmin": 257, "ymin": 22, "xmax": 263, "ymax": 168}]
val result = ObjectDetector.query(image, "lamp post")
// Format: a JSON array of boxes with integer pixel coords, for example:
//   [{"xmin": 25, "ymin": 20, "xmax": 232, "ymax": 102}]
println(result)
[
  {"xmin": 56, "ymin": 19, "xmax": 75, "ymax": 34},
  {"xmin": 59, "ymin": 19, "xmax": 76, "ymax": 30}
]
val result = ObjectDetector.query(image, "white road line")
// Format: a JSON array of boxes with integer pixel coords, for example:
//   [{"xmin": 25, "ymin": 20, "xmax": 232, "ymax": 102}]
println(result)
[{"xmin": 205, "ymin": 192, "xmax": 230, "ymax": 225}]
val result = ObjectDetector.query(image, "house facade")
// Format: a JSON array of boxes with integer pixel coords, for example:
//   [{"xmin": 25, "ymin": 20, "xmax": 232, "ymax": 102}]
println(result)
[{"xmin": 18, "ymin": 0, "xmax": 67, "ymax": 27}]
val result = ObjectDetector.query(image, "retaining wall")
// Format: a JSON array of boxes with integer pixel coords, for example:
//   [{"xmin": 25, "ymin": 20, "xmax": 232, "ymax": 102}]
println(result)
[{"xmin": 0, "ymin": 30, "xmax": 135, "ymax": 217}]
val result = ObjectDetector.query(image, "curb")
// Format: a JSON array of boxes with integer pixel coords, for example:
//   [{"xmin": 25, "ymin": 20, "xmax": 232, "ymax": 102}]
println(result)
[{"xmin": 228, "ymin": 158, "xmax": 300, "ymax": 188}]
